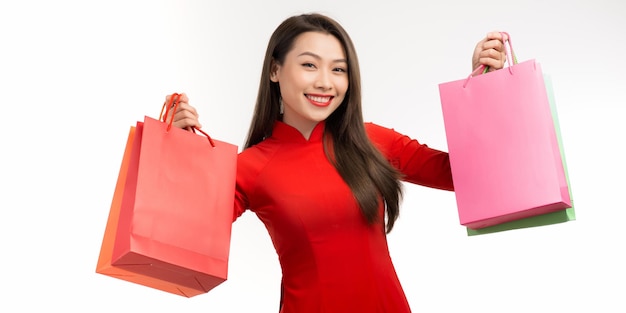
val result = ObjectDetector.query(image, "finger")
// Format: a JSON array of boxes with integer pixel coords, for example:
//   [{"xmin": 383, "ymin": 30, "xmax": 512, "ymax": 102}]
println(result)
[
  {"xmin": 164, "ymin": 94, "xmax": 171, "ymax": 108},
  {"xmin": 171, "ymin": 102, "xmax": 199, "ymax": 118},
  {"xmin": 178, "ymin": 93, "xmax": 189, "ymax": 104},
  {"xmin": 164, "ymin": 93, "xmax": 190, "ymax": 107},
  {"xmin": 479, "ymin": 57, "xmax": 497, "ymax": 71},
  {"xmin": 482, "ymin": 45, "xmax": 505, "ymax": 58},
  {"xmin": 168, "ymin": 112, "xmax": 202, "ymax": 129},
  {"xmin": 164, "ymin": 94, "xmax": 180, "ymax": 110},
  {"xmin": 172, "ymin": 114, "xmax": 202, "ymax": 129},
  {"xmin": 482, "ymin": 39, "xmax": 504, "ymax": 53},
  {"xmin": 485, "ymin": 31, "xmax": 507, "ymax": 42},
  {"xmin": 476, "ymin": 38, "xmax": 504, "ymax": 61},
  {"xmin": 172, "ymin": 93, "xmax": 190, "ymax": 109},
  {"xmin": 173, "ymin": 106, "xmax": 202, "ymax": 127},
  {"xmin": 479, "ymin": 48, "xmax": 504, "ymax": 61},
  {"xmin": 479, "ymin": 56, "xmax": 505, "ymax": 71}
]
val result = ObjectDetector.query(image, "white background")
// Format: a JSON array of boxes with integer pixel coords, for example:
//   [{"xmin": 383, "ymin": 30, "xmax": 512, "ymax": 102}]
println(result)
[{"xmin": 1, "ymin": 0, "xmax": 624, "ymax": 312}]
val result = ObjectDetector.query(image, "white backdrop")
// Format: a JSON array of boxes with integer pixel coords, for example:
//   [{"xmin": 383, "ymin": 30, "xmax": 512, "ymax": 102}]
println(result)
[{"xmin": 1, "ymin": 0, "xmax": 624, "ymax": 312}]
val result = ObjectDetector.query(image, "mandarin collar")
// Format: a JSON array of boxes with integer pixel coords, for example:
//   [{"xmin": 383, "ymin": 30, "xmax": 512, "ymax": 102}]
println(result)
[{"xmin": 270, "ymin": 121, "xmax": 326, "ymax": 143}]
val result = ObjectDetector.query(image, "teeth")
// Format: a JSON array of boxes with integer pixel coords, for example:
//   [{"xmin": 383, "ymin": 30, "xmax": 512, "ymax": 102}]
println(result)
[{"xmin": 308, "ymin": 95, "xmax": 330, "ymax": 103}]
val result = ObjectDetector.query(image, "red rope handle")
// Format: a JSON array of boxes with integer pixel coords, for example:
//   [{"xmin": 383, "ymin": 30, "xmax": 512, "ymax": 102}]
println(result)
[
  {"xmin": 159, "ymin": 93, "xmax": 216, "ymax": 147},
  {"xmin": 194, "ymin": 127, "xmax": 216, "ymax": 147}
]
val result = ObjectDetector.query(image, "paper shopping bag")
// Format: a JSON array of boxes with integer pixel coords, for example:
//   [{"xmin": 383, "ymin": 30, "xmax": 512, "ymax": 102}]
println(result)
[
  {"xmin": 438, "ymin": 33, "xmax": 572, "ymax": 230},
  {"xmin": 465, "ymin": 74, "xmax": 575, "ymax": 235},
  {"xmin": 96, "ymin": 126, "xmax": 213, "ymax": 297},
  {"xmin": 97, "ymin": 93, "xmax": 238, "ymax": 297},
  {"xmin": 109, "ymin": 116, "xmax": 237, "ymax": 294}
]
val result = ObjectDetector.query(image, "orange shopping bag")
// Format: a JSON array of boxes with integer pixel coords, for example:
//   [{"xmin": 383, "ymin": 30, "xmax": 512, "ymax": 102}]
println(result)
[{"xmin": 96, "ymin": 94, "xmax": 238, "ymax": 297}]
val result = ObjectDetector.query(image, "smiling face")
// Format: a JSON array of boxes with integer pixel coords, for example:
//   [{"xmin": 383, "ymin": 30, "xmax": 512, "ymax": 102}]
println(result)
[{"xmin": 270, "ymin": 31, "xmax": 349, "ymax": 139}]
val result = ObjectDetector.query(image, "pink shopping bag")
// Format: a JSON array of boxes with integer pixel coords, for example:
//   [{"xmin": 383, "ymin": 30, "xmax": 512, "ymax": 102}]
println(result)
[
  {"xmin": 438, "ymin": 33, "xmax": 572, "ymax": 230},
  {"xmin": 465, "ymin": 74, "xmax": 575, "ymax": 235}
]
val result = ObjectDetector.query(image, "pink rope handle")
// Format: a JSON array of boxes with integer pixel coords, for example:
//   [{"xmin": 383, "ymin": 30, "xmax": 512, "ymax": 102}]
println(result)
[
  {"xmin": 159, "ymin": 93, "xmax": 216, "ymax": 147},
  {"xmin": 463, "ymin": 32, "xmax": 516, "ymax": 88}
]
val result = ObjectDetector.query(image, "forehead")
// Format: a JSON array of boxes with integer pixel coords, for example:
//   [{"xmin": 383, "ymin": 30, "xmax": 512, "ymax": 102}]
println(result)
[{"xmin": 289, "ymin": 31, "xmax": 346, "ymax": 60}]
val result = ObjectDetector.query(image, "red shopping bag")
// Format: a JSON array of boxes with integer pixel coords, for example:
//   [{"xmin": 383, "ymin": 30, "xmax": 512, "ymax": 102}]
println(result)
[
  {"xmin": 438, "ymin": 33, "xmax": 572, "ymax": 230},
  {"xmin": 96, "ymin": 94, "xmax": 238, "ymax": 297},
  {"xmin": 96, "ymin": 126, "xmax": 212, "ymax": 297}
]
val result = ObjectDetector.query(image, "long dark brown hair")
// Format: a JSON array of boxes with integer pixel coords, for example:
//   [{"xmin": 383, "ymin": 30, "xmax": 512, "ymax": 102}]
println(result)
[{"xmin": 244, "ymin": 13, "xmax": 403, "ymax": 233}]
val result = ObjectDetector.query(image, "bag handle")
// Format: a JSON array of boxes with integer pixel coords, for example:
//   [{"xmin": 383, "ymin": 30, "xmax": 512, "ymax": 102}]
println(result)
[
  {"xmin": 463, "ymin": 31, "xmax": 517, "ymax": 88},
  {"xmin": 159, "ymin": 93, "xmax": 216, "ymax": 147}
]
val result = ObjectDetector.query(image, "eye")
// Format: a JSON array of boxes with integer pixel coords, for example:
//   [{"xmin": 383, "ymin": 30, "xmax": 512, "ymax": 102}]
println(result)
[
  {"xmin": 302, "ymin": 63, "xmax": 316, "ymax": 68},
  {"xmin": 333, "ymin": 67, "xmax": 347, "ymax": 73}
]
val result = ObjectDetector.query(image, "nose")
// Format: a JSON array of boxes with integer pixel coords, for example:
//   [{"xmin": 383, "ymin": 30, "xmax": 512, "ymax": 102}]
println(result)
[{"xmin": 314, "ymin": 69, "xmax": 332, "ymax": 90}]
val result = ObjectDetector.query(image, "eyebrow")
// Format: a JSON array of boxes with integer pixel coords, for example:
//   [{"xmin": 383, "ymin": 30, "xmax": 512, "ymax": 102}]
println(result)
[{"xmin": 298, "ymin": 51, "xmax": 347, "ymax": 64}]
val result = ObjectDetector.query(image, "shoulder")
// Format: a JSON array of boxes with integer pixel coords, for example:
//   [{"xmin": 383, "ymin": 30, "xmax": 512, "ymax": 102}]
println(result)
[
  {"xmin": 237, "ymin": 139, "xmax": 284, "ymax": 181},
  {"xmin": 364, "ymin": 122, "xmax": 405, "ymax": 144},
  {"xmin": 238, "ymin": 141, "xmax": 275, "ymax": 170},
  {"xmin": 364, "ymin": 121, "xmax": 402, "ymax": 134}
]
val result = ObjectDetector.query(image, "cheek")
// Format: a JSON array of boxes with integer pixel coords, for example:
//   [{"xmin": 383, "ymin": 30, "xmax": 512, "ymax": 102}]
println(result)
[
  {"xmin": 283, "ymin": 73, "xmax": 312, "ymax": 94},
  {"xmin": 336, "ymin": 79, "xmax": 349, "ymax": 97},
  {"xmin": 333, "ymin": 76, "xmax": 349, "ymax": 95}
]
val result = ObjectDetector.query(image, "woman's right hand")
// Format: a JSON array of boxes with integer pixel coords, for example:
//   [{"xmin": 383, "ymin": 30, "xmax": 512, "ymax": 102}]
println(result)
[{"xmin": 163, "ymin": 93, "xmax": 202, "ymax": 130}]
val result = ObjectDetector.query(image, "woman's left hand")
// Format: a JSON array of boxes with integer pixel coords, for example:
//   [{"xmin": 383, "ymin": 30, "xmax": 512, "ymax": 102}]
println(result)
[{"xmin": 472, "ymin": 31, "xmax": 508, "ymax": 72}]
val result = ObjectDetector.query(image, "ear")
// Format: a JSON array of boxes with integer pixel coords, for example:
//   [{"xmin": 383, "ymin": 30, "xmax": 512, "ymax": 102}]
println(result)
[{"xmin": 269, "ymin": 60, "xmax": 279, "ymax": 82}]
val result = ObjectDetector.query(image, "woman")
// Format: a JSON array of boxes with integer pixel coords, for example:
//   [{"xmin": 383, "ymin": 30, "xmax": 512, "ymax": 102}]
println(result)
[{"xmin": 166, "ymin": 13, "xmax": 506, "ymax": 313}]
